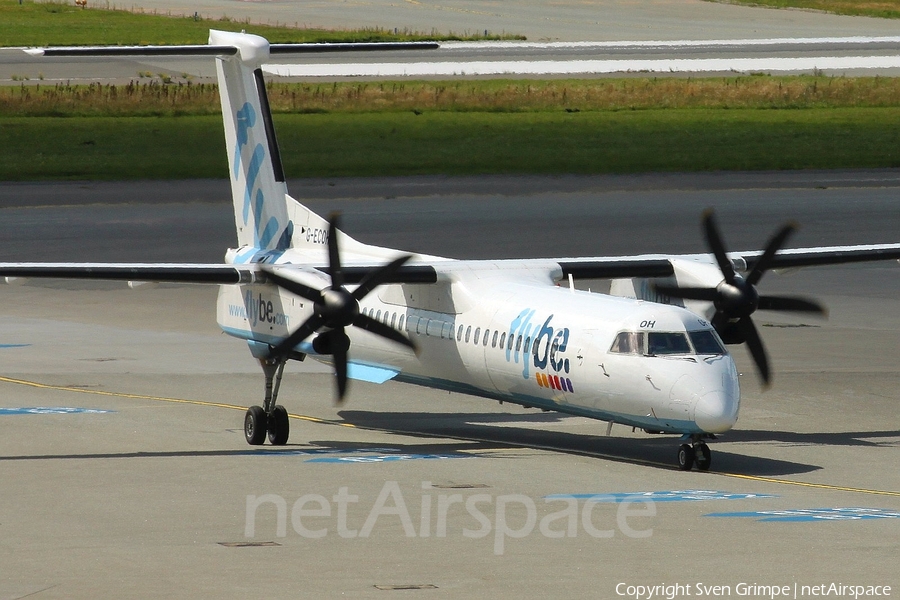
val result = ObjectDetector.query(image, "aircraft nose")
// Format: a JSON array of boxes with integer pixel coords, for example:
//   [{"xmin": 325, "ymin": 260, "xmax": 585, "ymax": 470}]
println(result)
[{"xmin": 694, "ymin": 389, "xmax": 739, "ymax": 433}]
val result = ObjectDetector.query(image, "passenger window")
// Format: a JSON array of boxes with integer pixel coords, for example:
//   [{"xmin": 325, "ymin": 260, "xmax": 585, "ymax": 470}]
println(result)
[
  {"xmin": 465, "ymin": 326, "xmax": 471, "ymax": 343},
  {"xmin": 482, "ymin": 329, "xmax": 490, "ymax": 346},
  {"xmin": 398, "ymin": 314, "xmax": 405, "ymax": 331},
  {"xmin": 689, "ymin": 330, "xmax": 725, "ymax": 354},
  {"xmin": 492, "ymin": 330, "xmax": 499, "ymax": 348},
  {"xmin": 457, "ymin": 324, "xmax": 464, "ymax": 342},
  {"xmin": 499, "ymin": 332, "xmax": 506, "ymax": 348},
  {"xmin": 474, "ymin": 328, "xmax": 481, "ymax": 345},
  {"xmin": 515, "ymin": 335, "xmax": 522, "ymax": 351},
  {"xmin": 376, "ymin": 310, "xmax": 382, "ymax": 322},
  {"xmin": 390, "ymin": 313, "xmax": 396, "ymax": 328},
  {"xmin": 532, "ymin": 337, "xmax": 540, "ymax": 355},
  {"xmin": 610, "ymin": 331, "xmax": 643, "ymax": 355},
  {"xmin": 524, "ymin": 337, "xmax": 531, "ymax": 355},
  {"xmin": 647, "ymin": 332, "xmax": 691, "ymax": 355}
]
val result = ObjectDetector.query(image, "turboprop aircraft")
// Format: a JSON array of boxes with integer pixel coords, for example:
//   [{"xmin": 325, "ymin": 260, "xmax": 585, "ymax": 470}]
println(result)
[{"xmin": 5, "ymin": 30, "xmax": 900, "ymax": 470}]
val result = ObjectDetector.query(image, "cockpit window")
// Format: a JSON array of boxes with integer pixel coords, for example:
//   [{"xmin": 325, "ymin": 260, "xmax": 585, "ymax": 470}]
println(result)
[
  {"xmin": 610, "ymin": 329, "xmax": 726, "ymax": 357},
  {"xmin": 688, "ymin": 330, "xmax": 726, "ymax": 355},
  {"xmin": 610, "ymin": 331, "xmax": 644, "ymax": 355},
  {"xmin": 647, "ymin": 332, "xmax": 691, "ymax": 355}
]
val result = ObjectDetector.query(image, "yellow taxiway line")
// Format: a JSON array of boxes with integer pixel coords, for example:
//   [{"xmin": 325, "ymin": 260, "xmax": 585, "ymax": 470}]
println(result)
[
  {"xmin": 0, "ymin": 375, "xmax": 355, "ymax": 428},
  {"xmin": 3, "ymin": 375, "xmax": 899, "ymax": 498}
]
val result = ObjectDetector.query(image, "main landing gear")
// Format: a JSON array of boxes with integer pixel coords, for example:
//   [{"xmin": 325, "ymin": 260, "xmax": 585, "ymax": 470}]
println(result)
[
  {"xmin": 677, "ymin": 435, "xmax": 712, "ymax": 471},
  {"xmin": 245, "ymin": 358, "xmax": 290, "ymax": 446}
]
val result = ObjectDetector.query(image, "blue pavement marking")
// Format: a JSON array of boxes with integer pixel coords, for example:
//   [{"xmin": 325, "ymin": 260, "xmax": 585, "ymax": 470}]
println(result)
[
  {"xmin": 307, "ymin": 454, "xmax": 472, "ymax": 463},
  {"xmin": 236, "ymin": 447, "xmax": 400, "ymax": 457},
  {"xmin": 0, "ymin": 344, "xmax": 30, "ymax": 349},
  {"xmin": 237, "ymin": 447, "xmax": 474, "ymax": 462},
  {"xmin": 705, "ymin": 507, "xmax": 900, "ymax": 522},
  {"xmin": 545, "ymin": 490, "xmax": 777, "ymax": 503},
  {"xmin": 0, "ymin": 407, "xmax": 114, "ymax": 415}
]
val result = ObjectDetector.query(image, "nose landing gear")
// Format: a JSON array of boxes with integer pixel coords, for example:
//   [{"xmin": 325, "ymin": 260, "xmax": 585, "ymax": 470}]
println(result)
[
  {"xmin": 244, "ymin": 358, "xmax": 290, "ymax": 446},
  {"xmin": 677, "ymin": 435, "xmax": 712, "ymax": 471}
]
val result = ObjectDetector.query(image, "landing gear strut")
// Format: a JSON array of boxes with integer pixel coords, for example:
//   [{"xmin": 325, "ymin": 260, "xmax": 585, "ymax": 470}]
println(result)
[
  {"xmin": 244, "ymin": 358, "xmax": 289, "ymax": 446},
  {"xmin": 677, "ymin": 435, "xmax": 712, "ymax": 471}
]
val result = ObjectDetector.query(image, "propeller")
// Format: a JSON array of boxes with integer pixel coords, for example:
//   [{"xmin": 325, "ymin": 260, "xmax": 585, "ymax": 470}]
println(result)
[
  {"xmin": 260, "ymin": 213, "xmax": 417, "ymax": 402},
  {"xmin": 654, "ymin": 209, "xmax": 826, "ymax": 386}
]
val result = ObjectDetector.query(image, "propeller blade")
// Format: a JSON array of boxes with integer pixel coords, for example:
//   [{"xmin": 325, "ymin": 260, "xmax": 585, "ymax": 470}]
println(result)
[
  {"xmin": 327, "ymin": 213, "xmax": 344, "ymax": 290},
  {"xmin": 333, "ymin": 336, "xmax": 349, "ymax": 403},
  {"xmin": 653, "ymin": 284, "xmax": 719, "ymax": 302},
  {"xmin": 737, "ymin": 317, "xmax": 770, "ymax": 387},
  {"xmin": 352, "ymin": 255, "xmax": 413, "ymax": 301},
  {"xmin": 268, "ymin": 313, "xmax": 326, "ymax": 358},
  {"xmin": 758, "ymin": 295, "xmax": 827, "ymax": 315},
  {"xmin": 745, "ymin": 222, "xmax": 796, "ymax": 286},
  {"xmin": 702, "ymin": 209, "xmax": 736, "ymax": 284},
  {"xmin": 711, "ymin": 310, "xmax": 730, "ymax": 333},
  {"xmin": 353, "ymin": 312, "xmax": 418, "ymax": 352},
  {"xmin": 262, "ymin": 267, "xmax": 322, "ymax": 303}
]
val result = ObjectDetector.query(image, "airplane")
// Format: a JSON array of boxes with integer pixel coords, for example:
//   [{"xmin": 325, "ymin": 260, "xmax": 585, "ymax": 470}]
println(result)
[{"xmin": 5, "ymin": 30, "xmax": 900, "ymax": 471}]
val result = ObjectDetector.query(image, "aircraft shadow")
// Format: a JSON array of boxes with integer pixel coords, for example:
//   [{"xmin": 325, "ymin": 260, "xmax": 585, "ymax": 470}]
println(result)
[
  {"xmin": 721, "ymin": 429, "xmax": 900, "ymax": 448},
  {"xmin": 0, "ymin": 448, "xmax": 283, "ymax": 461},
  {"xmin": 335, "ymin": 410, "xmax": 820, "ymax": 477}
]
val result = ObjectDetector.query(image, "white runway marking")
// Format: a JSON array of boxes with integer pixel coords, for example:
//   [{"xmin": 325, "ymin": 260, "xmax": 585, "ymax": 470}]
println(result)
[
  {"xmin": 265, "ymin": 55, "xmax": 900, "ymax": 78},
  {"xmin": 265, "ymin": 36, "xmax": 900, "ymax": 78},
  {"xmin": 439, "ymin": 36, "xmax": 900, "ymax": 50}
]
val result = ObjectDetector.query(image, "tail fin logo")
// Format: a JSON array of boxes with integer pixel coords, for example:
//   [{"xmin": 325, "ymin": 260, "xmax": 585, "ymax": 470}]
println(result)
[
  {"xmin": 233, "ymin": 101, "xmax": 283, "ymax": 249},
  {"xmin": 234, "ymin": 102, "xmax": 256, "ymax": 178}
]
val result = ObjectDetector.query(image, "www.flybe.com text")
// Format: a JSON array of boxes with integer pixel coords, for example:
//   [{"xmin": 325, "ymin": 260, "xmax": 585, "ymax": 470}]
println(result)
[{"xmin": 229, "ymin": 291, "xmax": 291, "ymax": 327}]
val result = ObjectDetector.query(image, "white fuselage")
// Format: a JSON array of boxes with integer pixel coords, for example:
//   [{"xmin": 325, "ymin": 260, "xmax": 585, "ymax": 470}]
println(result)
[{"xmin": 216, "ymin": 260, "xmax": 741, "ymax": 436}]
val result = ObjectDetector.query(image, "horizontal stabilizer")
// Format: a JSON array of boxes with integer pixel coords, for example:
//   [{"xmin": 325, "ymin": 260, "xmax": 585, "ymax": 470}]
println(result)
[{"xmin": 25, "ymin": 41, "xmax": 438, "ymax": 58}]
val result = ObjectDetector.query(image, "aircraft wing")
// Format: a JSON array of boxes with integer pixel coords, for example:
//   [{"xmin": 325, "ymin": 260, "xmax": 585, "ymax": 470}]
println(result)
[
  {"xmin": 737, "ymin": 243, "xmax": 900, "ymax": 271},
  {"xmin": 0, "ymin": 262, "xmax": 437, "ymax": 285},
  {"xmin": 555, "ymin": 243, "xmax": 900, "ymax": 279},
  {"xmin": 0, "ymin": 263, "xmax": 260, "ymax": 284},
  {"xmin": 1, "ymin": 244, "xmax": 898, "ymax": 285}
]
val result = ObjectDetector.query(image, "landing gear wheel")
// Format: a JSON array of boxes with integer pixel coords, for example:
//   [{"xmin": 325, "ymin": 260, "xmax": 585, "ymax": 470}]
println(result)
[
  {"xmin": 677, "ymin": 444, "xmax": 694, "ymax": 471},
  {"xmin": 267, "ymin": 405, "xmax": 290, "ymax": 445},
  {"xmin": 695, "ymin": 443, "xmax": 712, "ymax": 471},
  {"xmin": 244, "ymin": 405, "xmax": 267, "ymax": 445}
]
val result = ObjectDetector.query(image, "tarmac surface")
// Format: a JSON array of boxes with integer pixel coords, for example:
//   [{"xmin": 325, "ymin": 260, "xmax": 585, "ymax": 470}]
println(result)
[
  {"xmin": 1, "ymin": 172, "xmax": 899, "ymax": 598},
  {"xmin": 98, "ymin": 0, "xmax": 900, "ymax": 42}
]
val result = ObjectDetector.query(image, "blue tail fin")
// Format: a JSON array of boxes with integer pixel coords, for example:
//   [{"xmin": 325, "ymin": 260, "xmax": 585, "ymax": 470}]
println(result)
[{"xmin": 210, "ymin": 30, "xmax": 291, "ymax": 252}]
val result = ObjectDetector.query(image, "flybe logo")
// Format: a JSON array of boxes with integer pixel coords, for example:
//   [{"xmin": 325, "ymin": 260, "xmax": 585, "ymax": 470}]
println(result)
[
  {"xmin": 233, "ymin": 102, "xmax": 286, "ymax": 251},
  {"xmin": 506, "ymin": 308, "xmax": 573, "ymax": 392},
  {"xmin": 228, "ymin": 290, "xmax": 291, "ymax": 328}
]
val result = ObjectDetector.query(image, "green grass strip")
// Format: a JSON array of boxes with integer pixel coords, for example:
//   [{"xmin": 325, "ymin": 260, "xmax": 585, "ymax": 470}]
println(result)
[{"xmin": 4, "ymin": 108, "xmax": 900, "ymax": 180}]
